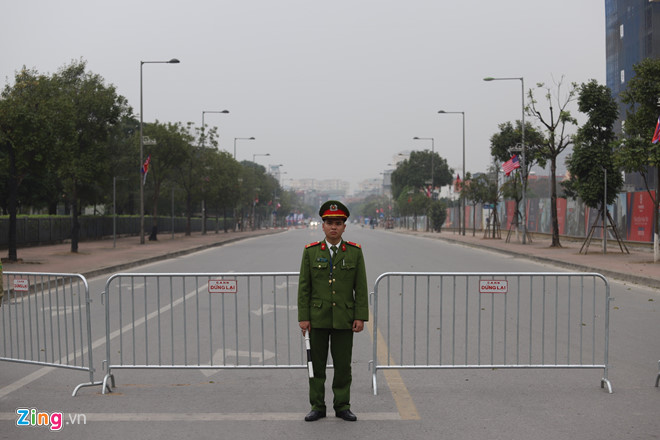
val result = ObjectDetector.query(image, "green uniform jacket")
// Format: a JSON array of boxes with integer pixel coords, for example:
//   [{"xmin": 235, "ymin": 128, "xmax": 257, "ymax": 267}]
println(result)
[{"xmin": 297, "ymin": 240, "xmax": 369, "ymax": 329}]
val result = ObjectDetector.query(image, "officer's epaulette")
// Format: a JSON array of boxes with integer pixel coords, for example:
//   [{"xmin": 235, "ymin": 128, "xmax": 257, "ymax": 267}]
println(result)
[
  {"xmin": 305, "ymin": 241, "xmax": 322, "ymax": 249},
  {"xmin": 346, "ymin": 241, "xmax": 361, "ymax": 249}
]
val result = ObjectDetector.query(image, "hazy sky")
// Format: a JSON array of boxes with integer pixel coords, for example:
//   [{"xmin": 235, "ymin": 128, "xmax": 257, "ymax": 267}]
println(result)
[{"xmin": 2, "ymin": 0, "xmax": 606, "ymax": 193}]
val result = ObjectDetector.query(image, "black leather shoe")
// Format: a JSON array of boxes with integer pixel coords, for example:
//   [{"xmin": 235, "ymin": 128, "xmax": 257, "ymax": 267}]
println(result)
[
  {"xmin": 335, "ymin": 409, "xmax": 357, "ymax": 421},
  {"xmin": 304, "ymin": 410, "xmax": 326, "ymax": 422}
]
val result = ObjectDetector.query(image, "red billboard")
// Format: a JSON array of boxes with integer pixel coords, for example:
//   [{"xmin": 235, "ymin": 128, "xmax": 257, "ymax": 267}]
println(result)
[{"xmin": 626, "ymin": 191, "xmax": 656, "ymax": 242}]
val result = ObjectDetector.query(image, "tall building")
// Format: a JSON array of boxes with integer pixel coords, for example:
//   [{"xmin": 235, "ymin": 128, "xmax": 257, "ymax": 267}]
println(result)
[{"xmin": 605, "ymin": 0, "xmax": 660, "ymax": 189}]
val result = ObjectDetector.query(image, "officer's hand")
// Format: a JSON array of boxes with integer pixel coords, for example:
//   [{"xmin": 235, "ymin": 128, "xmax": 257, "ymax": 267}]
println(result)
[
  {"xmin": 299, "ymin": 321, "xmax": 311, "ymax": 334},
  {"xmin": 352, "ymin": 320, "xmax": 364, "ymax": 333}
]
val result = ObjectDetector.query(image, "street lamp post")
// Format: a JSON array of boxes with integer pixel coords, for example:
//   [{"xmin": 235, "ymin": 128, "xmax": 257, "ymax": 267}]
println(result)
[
  {"xmin": 438, "ymin": 110, "xmax": 466, "ymax": 235},
  {"xmin": 253, "ymin": 153, "xmax": 270, "ymax": 163},
  {"xmin": 413, "ymin": 137, "xmax": 434, "ymax": 232},
  {"xmin": 201, "ymin": 110, "xmax": 229, "ymax": 147},
  {"xmin": 234, "ymin": 137, "xmax": 255, "ymax": 160},
  {"xmin": 268, "ymin": 164, "xmax": 284, "ymax": 228},
  {"xmin": 602, "ymin": 167, "xmax": 607, "ymax": 254},
  {"xmin": 268, "ymin": 163, "xmax": 284, "ymax": 181},
  {"xmin": 483, "ymin": 76, "xmax": 527, "ymax": 244},
  {"xmin": 200, "ymin": 110, "xmax": 228, "ymax": 235},
  {"xmin": 113, "ymin": 177, "xmax": 118, "ymax": 248},
  {"xmin": 139, "ymin": 58, "xmax": 180, "ymax": 244}
]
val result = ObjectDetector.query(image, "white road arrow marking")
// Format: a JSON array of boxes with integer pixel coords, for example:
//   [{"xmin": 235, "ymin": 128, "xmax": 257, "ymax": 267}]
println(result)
[{"xmin": 201, "ymin": 349, "xmax": 276, "ymax": 377}]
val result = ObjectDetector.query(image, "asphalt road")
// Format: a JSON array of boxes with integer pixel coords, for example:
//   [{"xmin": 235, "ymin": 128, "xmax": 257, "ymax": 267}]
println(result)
[{"xmin": 1, "ymin": 226, "xmax": 659, "ymax": 439}]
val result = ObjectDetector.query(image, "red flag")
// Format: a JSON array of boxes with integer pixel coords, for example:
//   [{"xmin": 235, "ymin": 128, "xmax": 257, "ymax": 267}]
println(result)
[
  {"xmin": 141, "ymin": 155, "xmax": 151, "ymax": 184},
  {"xmin": 652, "ymin": 116, "xmax": 660, "ymax": 144},
  {"xmin": 454, "ymin": 173, "xmax": 462, "ymax": 192},
  {"xmin": 502, "ymin": 155, "xmax": 521, "ymax": 176},
  {"xmin": 141, "ymin": 155, "xmax": 151, "ymax": 174}
]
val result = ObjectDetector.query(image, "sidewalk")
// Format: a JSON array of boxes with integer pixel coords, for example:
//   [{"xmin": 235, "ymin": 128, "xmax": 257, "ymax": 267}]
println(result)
[
  {"xmin": 2, "ymin": 228, "xmax": 285, "ymax": 279},
  {"xmin": 399, "ymin": 228, "xmax": 660, "ymax": 290},
  {"xmin": 2, "ymin": 227, "xmax": 659, "ymax": 289}
]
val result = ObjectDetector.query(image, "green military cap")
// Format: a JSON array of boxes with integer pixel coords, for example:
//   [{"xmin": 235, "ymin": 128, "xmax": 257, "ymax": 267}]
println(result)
[{"xmin": 319, "ymin": 200, "xmax": 350, "ymax": 220}]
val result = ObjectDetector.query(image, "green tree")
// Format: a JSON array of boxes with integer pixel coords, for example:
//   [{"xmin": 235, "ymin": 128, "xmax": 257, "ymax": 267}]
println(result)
[
  {"xmin": 254, "ymin": 167, "xmax": 280, "ymax": 229},
  {"xmin": 51, "ymin": 60, "xmax": 130, "ymax": 252},
  {"xmin": 462, "ymin": 171, "xmax": 499, "ymax": 235},
  {"xmin": 617, "ymin": 57, "xmax": 660, "ymax": 259},
  {"xmin": 391, "ymin": 150, "xmax": 453, "ymax": 200},
  {"xmin": 353, "ymin": 194, "xmax": 390, "ymax": 220},
  {"xmin": 0, "ymin": 67, "xmax": 66, "ymax": 260},
  {"xmin": 105, "ymin": 115, "xmax": 140, "ymax": 216},
  {"xmin": 395, "ymin": 186, "xmax": 429, "ymax": 230},
  {"xmin": 173, "ymin": 123, "xmax": 206, "ymax": 235},
  {"xmin": 564, "ymin": 80, "xmax": 622, "ymax": 211},
  {"xmin": 528, "ymin": 77, "xmax": 579, "ymax": 247},
  {"xmin": 144, "ymin": 121, "xmax": 192, "ymax": 240},
  {"xmin": 428, "ymin": 199, "xmax": 447, "ymax": 232},
  {"xmin": 490, "ymin": 120, "xmax": 546, "ymax": 224},
  {"xmin": 206, "ymin": 150, "xmax": 242, "ymax": 232},
  {"xmin": 236, "ymin": 161, "xmax": 279, "ymax": 230}
]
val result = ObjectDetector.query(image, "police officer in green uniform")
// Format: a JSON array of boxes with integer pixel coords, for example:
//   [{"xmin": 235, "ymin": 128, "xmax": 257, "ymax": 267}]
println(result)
[{"xmin": 298, "ymin": 200, "xmax": 369, "ymax": 422}]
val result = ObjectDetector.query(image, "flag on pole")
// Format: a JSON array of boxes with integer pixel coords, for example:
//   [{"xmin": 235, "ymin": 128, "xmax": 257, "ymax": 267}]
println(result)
[
  {"xmin": 502, "ymin": 155, "xmax": 521, "ymax": 176},
  {"xmin": 141, "ymin": 155, "xmax": 151, "ymax": 184},
  {"xmin": 652, "ymin": 116, "xmax": 660, "ymax": 144},
  {"xmin": 454, "ymin": 173, "xmax": 462, "ymax": 192}
]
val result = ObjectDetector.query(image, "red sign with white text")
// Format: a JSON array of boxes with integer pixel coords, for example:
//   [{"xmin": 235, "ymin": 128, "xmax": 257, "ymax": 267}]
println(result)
[{"xmin": 627, "ymin": 191, "xmax": 655, "ymax": 242}]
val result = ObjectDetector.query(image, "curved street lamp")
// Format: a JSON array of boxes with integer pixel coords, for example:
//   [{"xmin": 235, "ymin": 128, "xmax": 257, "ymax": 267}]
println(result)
[
  {"xmin": 253, "ymin": 153, "xmax": 270, "ymax": 162},
  {"xmin": 201, "ymin": 110, "xmax": 229, "ymax": 147},
  {"xmin": 438, "ymin": 110, "xmax": 466, "ymax": 235},
  {"xmin": 234, "ymin": 137, "xmax": 255, "ymax": 160},
  {"xmin": 140, "ymin": 58, "xmax": 180, "ymax": 244}
]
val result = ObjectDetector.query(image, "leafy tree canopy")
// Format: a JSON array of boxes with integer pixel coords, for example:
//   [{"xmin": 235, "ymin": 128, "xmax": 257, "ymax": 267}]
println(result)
[
  {"xmin": 489, "ymin": 120, "xmax": 547, "ymax": 167},
  {"xmin": 391, "ymin": 150, "xmax": 453, "ymax": 200},
  {"xmin": 564, "ymin": 80, "xmax": 622, "ymax": 208},
  {"xmin": 617, "ymin": 57, "xmax": 660, "ymax": 176}
]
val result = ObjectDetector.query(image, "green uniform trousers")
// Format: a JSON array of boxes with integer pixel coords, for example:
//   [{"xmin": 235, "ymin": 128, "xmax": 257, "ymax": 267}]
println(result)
[{"xmin": 309, "ymin": 328, "xmax": 354, "ymax": 413}]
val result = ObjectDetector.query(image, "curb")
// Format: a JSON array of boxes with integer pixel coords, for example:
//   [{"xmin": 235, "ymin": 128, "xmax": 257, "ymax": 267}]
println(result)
[
  {"xmin": 80, "ymin": 229, "xmax": 285, "ymax": 280},
  {"xmin": 396, "ymin": 230, "xmax": 660, "ymax": 290}
]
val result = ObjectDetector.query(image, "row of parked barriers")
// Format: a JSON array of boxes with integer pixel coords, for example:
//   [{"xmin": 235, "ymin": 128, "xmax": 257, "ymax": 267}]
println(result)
[{"xmin": 1, "ymin": 270, "xmax": 628, "ymax": 396}]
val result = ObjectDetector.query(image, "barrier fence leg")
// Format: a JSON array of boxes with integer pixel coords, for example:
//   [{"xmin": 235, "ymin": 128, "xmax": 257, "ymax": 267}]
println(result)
[
  {"xmin": 601, "ymin": 377, "xmax": 613, "ymax": 394},
  {"xmin": 655, "ymin": 361, "xmax": 660, "ymax": 388},
  {"xmin": 102, "ymin": 371, "xmax": 115, "ymax": 395}
]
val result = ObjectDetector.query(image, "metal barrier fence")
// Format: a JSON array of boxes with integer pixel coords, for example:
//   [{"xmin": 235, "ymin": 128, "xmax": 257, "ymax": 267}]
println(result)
[
  {"xmin": 101, "ymin": 272, "xmax": 302, "ymax": 394},
  {"xmin": 370, "ymin": 272, "xmax": 613, "ymax": 395},
  {"xmin": 1, "ymin": 272, "xmax": 100, "ymax": 396}
]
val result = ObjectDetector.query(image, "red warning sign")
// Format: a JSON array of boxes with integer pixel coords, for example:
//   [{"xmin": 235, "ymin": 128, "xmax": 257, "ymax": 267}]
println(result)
[
  {"xmin": 208, "ymin": 279, "xmax": 237, "ymax": 294},
  {"xmin": 479, "ymin": 280, "xmax": 508, "ymax": 294},
  {"xmin": 13, "ymin": 279, "xmax": 29, "ymax": 292}
]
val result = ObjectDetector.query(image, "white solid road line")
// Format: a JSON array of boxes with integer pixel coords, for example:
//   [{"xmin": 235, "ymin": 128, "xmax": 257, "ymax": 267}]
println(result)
[{"xmin": 0, "ymin": 412, "xmax": 401, "ymax": 422}]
